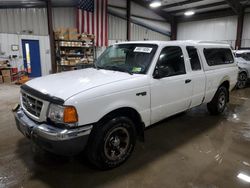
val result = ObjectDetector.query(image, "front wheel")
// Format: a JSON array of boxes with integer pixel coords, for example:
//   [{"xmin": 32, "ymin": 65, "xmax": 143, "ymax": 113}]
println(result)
[
  {"xmin": 86, "ymin": 116, "xmax": 136, "ymax": 170},
  {"xmin": 207, "ymin": 86, "xmax": 228, "ymax": 115}
]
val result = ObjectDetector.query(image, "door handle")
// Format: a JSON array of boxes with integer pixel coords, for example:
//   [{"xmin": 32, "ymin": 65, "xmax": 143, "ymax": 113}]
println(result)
[{"xmin": 185, "ymin": 79, "xmax": 192, "ymax": 84}]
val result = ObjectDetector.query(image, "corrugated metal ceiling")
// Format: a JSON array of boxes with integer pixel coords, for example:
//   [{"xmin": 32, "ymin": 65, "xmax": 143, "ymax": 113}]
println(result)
[{"xmin": 0, "ymin": 0, "xmax": 79, "ymax": 8}]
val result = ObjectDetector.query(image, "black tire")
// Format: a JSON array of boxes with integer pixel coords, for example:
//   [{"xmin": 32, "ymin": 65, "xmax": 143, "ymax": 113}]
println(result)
[
  {"xmin": 207, "ymin": 86, "xmax": 228, "ymax": 115},
  {"xmin": 86, "ymin": 116, "xmax": 136, "ymax": 170},
  {"xmin": 237, "ymin": 72, "xmax": 248, "ymax": 89}
]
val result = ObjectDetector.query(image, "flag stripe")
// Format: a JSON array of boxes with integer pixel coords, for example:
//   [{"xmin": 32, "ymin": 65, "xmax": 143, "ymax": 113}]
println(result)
[
  {"xmin": 96, "ymin": 0, "xmax": 99, "ymax": 46},
  {"xmin": 77, "ymin": 0, "xmax": 108, "ymax": 47},
  {"xmin": 100, "ymin": 0, "xmax": 103, "ymax": 47},
  {"xmin": 92, "ymin": 11, "xmax": 94, "ymax": 35},
  {"xmin": 105, "ymin": 0, "xmax": 108, "ymax": 46},
  {"xmin": 87, "ymin": 11, "xmax": 90, "ymax": 34},
  {"xmin": 76, "ymin": 8, "xmax": 79, "ymax": 33}
]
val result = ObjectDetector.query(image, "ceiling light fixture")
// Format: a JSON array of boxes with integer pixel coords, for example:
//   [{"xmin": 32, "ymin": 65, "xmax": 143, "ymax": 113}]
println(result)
[
  {"xmin": 184, "ymin": 10, "xmax": 195, "ymax": 16},
  {"xmin": 149, "ymin": 1, "xmax": 162, "ymax": 8},
  {"xmin": 237, "ymin": 173, "xmax": 250, "ymax": 183}
]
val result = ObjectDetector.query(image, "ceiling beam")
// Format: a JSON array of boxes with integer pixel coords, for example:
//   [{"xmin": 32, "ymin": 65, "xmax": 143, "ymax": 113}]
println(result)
[
  {"xmin": 224, "ymin": 0, "xmax": 243, "ymax": 14},
  {"xmin": 168, "ymin": 2, "xmax": 228, "ymax": 14},
  {"xmin": 177, "ymin": 8, "xmax": 236, "ymax": 22},
  {"xmin": 132, "ymin": 0, "xmax": 174, "ymax": 22},
  {"xmin": 160, "ymin": 0, "xmax": 203, "ymax": 9}
]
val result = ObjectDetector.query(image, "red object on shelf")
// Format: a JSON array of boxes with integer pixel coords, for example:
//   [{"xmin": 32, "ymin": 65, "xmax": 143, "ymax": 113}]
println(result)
[{"xmin": 11, "ymin": 68, "xmax": 18, "ymax": 73}]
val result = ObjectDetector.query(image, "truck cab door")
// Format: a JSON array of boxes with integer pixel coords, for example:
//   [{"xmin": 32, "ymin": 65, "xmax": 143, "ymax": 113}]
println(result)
[
  {"xmin": 150, "ymin": 46, "xmax": 193, "ymax": 124},
  {"xmin": 186, "ymin": 46, "xmax": 206, "ymax": 108}
]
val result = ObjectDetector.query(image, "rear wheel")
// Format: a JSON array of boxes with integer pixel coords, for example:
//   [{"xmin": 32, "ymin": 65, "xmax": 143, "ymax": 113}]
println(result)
[
  {"xmin": 86, "ymin": 116, "xmax": 136, "ymax": 170},
  {"xmin": 237, "ymin": 72, "xmax": 248, "ymax": 89},
  {"xmin": 207, "ymin": 86, "xmax": 228, "ymax": 115}
]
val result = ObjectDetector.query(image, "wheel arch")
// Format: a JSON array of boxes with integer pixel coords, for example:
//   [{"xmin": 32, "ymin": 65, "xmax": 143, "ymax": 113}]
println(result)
[
  {"xmin": 239, "ymin": 69, "xmax": 248, "ymax": 78},
  {"xmin": 97, "ymin": 107, "xmax": 145, "ymax": 141},
  {"xmin": 218, "ymin": 79, "xmax": 230, "ymax": 102}
]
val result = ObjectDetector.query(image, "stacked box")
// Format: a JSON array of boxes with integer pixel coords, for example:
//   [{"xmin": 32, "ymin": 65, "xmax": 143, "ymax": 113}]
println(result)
[
  {"xmin": 1, "ymin": 69, "xmax": 12, "ymax": 83},
  {"xmin": 54, "ymin": 28, "xmax": 69, "ymax": 40},
  {"xmin": 3, "ymin": 76, "xmax": 11, "ymax": 83},
  {"xmin": 68, "ymin": 28, "xmax": 79, "ymax": 40},
  {"xmin": 0, "ymin": 76, "xmax": 3, "ymax": 84}
]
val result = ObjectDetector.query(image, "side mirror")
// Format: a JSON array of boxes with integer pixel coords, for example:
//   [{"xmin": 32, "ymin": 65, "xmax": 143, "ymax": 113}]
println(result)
[{"xmin": 153, "ymin": 66, "xmax": 170, "ymax": 79}]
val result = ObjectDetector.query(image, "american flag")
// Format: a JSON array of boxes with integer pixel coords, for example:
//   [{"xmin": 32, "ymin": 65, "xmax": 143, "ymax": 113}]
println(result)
[{"xmin": 77, "ymin": 0, "xmax": 108, "ymax": 47}]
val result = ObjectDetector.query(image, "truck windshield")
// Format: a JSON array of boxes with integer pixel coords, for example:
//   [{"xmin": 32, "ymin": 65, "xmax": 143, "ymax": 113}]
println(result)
[
  {"xmin": 95, "ymin": 44, "xmax": 158, "ymax": 74},
  {"xmin": 236, "ymin": 52, "xmax": 250, "ymax": 61}
]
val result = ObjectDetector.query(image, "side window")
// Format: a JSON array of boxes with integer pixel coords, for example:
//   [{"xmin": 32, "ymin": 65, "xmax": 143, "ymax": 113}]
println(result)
[
  {"xmin": 204, "ymin": 48, "xmax": 234, "ymax": 66},
  {"xmin": 156, "ymin": 46, "xmax": 186, "ymax": 77},
  {"xmin": 186, "ymin": 46, "xmax": 201, "ymax": 71}
]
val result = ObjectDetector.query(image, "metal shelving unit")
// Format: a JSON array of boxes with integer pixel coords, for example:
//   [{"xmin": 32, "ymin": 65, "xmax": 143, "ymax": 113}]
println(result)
[{"xmin": 55, "ymin": 39, "xmax": 96, "ymax": 72}]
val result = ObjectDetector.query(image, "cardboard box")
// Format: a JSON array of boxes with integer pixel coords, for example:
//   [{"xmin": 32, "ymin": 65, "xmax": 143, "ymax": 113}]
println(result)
[
  {"xmin": 0, "ymin": 61, "xmax": 7, "ymax": 68},
  {"xmin": 1, "ymin": 69, "xmax": 11, "ymax": 77},
  {"xmin": 0, "ymin": 76, "xmax": 3, "ymax": 84},
  {"xmin": 68, "ymin": 28, "xmax": 79, "ymax": 40},
  {"xmin": 3, "ymin": 76, "xmax": 11, "ymax": 83},
  {"xmin": 54, "ymin": 28, "xmax": 69, "ymax": 40}
]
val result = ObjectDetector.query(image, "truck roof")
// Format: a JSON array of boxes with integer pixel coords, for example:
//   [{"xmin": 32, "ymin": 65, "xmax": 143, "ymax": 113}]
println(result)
[
  {"xmin": 234, "ymin": 50, "xmax": 250, "ymax": 54},
  {"xmin": 115, "ymin": 40, "xmax": 231, "ymax": 48}
]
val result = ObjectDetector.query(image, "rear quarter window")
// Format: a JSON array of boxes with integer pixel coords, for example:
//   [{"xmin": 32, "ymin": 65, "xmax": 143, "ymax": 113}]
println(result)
[{"xmin": 204, "ymin": 48, "xmax": 234, "ymax": 66}]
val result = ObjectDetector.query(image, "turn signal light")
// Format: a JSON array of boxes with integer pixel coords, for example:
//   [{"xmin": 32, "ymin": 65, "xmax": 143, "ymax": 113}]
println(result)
[{"xmin": 63, "ymin": 106, "xmax": 78, "ymax": 123}]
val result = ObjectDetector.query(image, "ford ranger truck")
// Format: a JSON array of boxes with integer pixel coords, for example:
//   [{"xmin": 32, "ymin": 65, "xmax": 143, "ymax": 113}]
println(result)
[{"xmin": 14, "ymin": 41, "xmax": 238, "ymax": 169}]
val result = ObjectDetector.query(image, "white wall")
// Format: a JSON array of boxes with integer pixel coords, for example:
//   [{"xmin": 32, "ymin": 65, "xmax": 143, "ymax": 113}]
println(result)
[
  {"xmin": 108, "ymin": 14, "xmax": 169, "ymax": 41},
  {"xmin": 177, "ymin": 16, "xmax": 238, "ymax": 47},
  {"xmin": 108, "ymin": 0, "xmax": 171, "ymax": 37},
  {"xmin": 108, "ymin": 14, "xmax": 127, "ymax": 40},
  {"xmin": 0, "ymin": 7, "xmax": 77, "ymax": 35},
  {"xmin": 131, "ymin": 23, "xmax": 170, "ymax": 41},
  {"xmin": 242, "ymin": 13, "xmax": 250, "ymax": 48},
  {"xmin": 0, "ymin": 8, "xmax": 48, "ymax": 35},
  {"xmin": 0, "ymin": 33, "xmax": 51, "ymax": 76},
  {"xmin": 52, "ymin": 7, "xmax": 76, "ymax": 29}
]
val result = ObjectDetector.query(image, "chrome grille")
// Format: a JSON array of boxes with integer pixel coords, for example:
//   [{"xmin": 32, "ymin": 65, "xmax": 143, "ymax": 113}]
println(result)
[{"xmin": 22, "ymin": 92, "xmax": 43, "ymax": 117}]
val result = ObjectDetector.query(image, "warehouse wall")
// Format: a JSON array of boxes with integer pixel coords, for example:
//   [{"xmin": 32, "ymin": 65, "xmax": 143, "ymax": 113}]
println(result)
[
  {"xmin": 52, "ymin": 7, "xmax": 76, "ymax": 29},
  {"xmin": 0, "ymin": 7, "xmax": 77, "ymax": 35},
  {"xmin": 108, "ymin": 0, "xmax": 171, "ymax": 39},
  {"xmin": 177, "ymin": 16, "xmax": 238, "ymax": 47},
  {"xmin": 0, "ymin": 6, "xmax": 170, "ymax": 76},
  {"xmin": 108, "ymin": 14, "xmax": 169, "ymax": 41},
  {"xmin": 131, "ymin": 23, "xmax": 170, "ymax": 41},
  {"xmin": 108, "ymin": 14, "xmax": 127, "ymax": 41},
  {"xmin": 0, "ymin": 8, "xmax": 48, "ymax": 35},
  {"xmin": 0, "ymin": 33, "xmax": 51, "ymax": 76},
  {"xmin": 242, "ymin": 13, "xmax": 250, "ymax": 48}
]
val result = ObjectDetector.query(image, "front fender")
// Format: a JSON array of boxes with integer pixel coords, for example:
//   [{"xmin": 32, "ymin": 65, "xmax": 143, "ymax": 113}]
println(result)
[{"xmin": 65, "ymin": 86, "xmax": 151, "ymax": 127}]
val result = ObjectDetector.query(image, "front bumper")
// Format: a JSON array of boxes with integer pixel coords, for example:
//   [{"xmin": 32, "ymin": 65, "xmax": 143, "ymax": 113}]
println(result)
[{"xmin": 14, "ymin": 107, "xmax": 93, "ymax": 156}]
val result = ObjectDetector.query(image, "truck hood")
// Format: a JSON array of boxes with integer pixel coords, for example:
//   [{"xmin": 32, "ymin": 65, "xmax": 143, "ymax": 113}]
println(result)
[{"xmin": 25, "ymin": 68, "xmax": 142, "ymax": 101}]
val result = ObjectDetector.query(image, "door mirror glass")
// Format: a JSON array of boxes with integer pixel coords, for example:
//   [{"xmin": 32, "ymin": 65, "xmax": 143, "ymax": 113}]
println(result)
[{"xmin": 153, "ymin": 65, "xmax": 170, "ymax": 79}]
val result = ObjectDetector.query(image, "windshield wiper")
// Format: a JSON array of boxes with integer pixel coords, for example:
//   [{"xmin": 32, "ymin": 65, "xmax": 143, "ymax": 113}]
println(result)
[{"xmin": 99, "ymin": 65, "xmax": 133, "ymax": 75}]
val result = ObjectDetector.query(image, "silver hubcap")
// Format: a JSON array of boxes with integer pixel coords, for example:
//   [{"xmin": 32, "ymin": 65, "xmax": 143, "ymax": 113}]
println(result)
[
  {"xmin": 104, "ymin": 126, "xmax": 130, "ymax": 161},
  {"xmin": 218, "ymin": 93, "xmax": 226, "ymax": 110}
]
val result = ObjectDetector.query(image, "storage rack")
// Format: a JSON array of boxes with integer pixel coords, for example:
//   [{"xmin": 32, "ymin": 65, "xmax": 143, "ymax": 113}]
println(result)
[{"xmin": 55, "ymin": 38, "xmax": 96, "ymax": 72}]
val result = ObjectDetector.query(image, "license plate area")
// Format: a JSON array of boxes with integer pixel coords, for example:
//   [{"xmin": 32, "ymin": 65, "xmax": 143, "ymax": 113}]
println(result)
[{"xmin": 15, "ymin": 117, "xmax": 31, "ymax": 138}]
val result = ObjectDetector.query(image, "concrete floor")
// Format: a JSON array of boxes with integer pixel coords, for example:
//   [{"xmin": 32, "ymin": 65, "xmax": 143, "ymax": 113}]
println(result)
[{"xmin": 1, "ymin": 84, "xmax": 250, "ymax": 188}]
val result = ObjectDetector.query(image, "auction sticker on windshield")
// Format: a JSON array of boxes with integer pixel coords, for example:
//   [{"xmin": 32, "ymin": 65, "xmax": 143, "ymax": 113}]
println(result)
[{"xmin": 134, "ymin": 47, "xmax": 153, "ymax": 53}]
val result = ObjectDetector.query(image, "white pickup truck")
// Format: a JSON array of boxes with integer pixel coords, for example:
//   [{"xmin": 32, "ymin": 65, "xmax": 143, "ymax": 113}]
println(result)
[
  {"xmin": 14, "ymin": 41, "xmax": 238, "ymax": 169},
  {"xmin": 234, "ymin": 50, "xmax": 250, "ymax": 88}
]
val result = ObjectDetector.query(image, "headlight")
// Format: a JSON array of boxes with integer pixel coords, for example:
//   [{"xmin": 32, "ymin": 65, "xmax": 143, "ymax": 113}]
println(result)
[{"xmin": 48, "ymin": 104, "xmax": 78, "ymax": 124}]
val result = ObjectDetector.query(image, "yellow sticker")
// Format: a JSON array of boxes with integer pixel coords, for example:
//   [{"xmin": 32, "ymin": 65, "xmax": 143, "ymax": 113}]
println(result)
[{"xmin": 132, "ymin": 67, "xmax": 142, "ymax": 72}]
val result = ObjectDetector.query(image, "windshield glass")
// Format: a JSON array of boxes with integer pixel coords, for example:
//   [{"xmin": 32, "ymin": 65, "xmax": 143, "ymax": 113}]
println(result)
[
  {"xmin": 236, "ymin": 52, "xmax": 250, "ymax": 61},
  {"xmin": 96, "ymin": 44, "xmax": 158, "ymax": 74}
]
